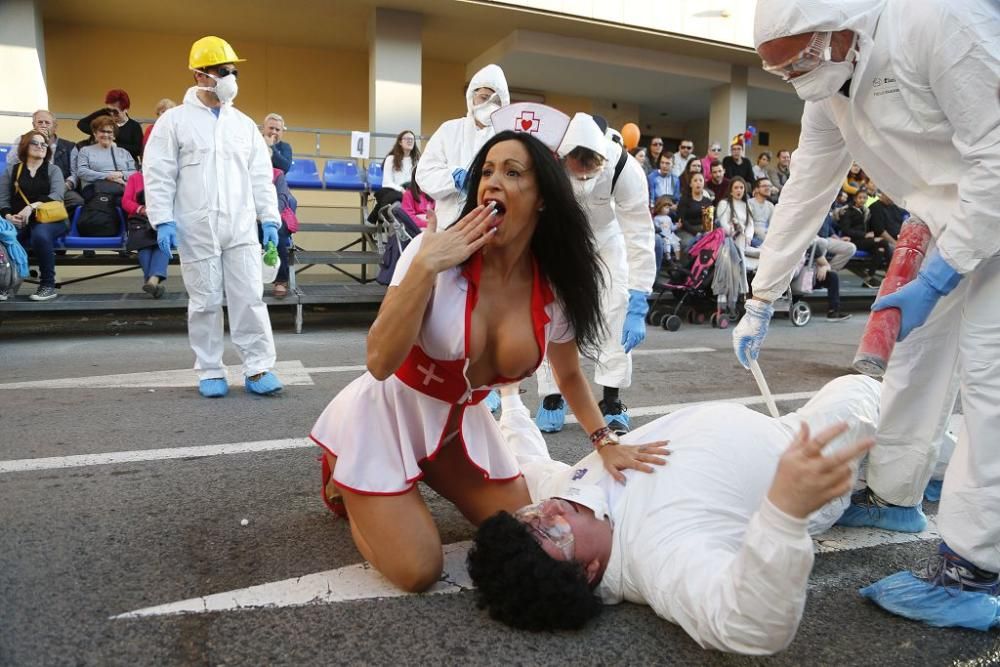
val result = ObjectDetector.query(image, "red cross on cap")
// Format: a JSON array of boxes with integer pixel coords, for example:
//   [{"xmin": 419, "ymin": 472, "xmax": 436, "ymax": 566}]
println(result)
[{"xmin": 515, "ymin": 111, "xmax": 541, "ymax": 134}]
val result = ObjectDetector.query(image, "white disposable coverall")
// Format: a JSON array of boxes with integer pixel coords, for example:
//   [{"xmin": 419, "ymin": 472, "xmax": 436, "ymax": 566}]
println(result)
[
  {"xmin": 536, "ymin": 125, "xmax": 656, "ymax": 394},
  {"xmin": 144, "ymin": 86, "xmax": 281, "ymax": 380},
  {"xmin": 501, "ymin": 375, "xmax": 881, "ymax": 655},
  {"xmin": 751, "ymin": 0, "xmax": 1000, "ymax": 569},
  {"xmin": 415, "ymin": 64, "xmax": 510, "ymax": 230}
]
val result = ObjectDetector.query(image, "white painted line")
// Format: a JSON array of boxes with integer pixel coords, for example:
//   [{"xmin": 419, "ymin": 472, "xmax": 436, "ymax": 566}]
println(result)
[
  {"xmin": 814, "ymin": 517, "xmax": 940, "ymax": 554},
  {"xmin": 629, "ymin": 347, "xmax": 716, "ymax": 357},
  {"xmin": 112, "ymin": 517, "xmax": 942, "ymax": 619},
  {"xmin": 0, "ymin": 439, "xmax": 311, "ymax": 474},
  {"xmin": 112, "ymin": 541, "xmax": 473, "ymax": 619},
  {"xmin": 0, "ymin": 360, "xmax": 315, "ymax": 390},
  {"xmin": 306, "ymin": 364, "xmax": 367, "ymax": 374},
  {"xmin": 564, "ymin": 391, "xmax": 817, "ymax": 424},
  {"xmin": 0, "ymin": 391, "xmax": 820, "ymax": 474}
]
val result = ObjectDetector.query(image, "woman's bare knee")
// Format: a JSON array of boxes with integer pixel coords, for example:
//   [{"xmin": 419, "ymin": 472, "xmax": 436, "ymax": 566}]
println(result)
[{"xmin": 383, "ymin": 550, "xmax": 444, "ymax": 593}]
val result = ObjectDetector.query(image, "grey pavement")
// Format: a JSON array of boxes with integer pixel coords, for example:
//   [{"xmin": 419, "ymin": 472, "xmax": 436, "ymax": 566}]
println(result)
[{"xmin": 1, "ymin": 308, "xmax": 997, "ymax": 666}]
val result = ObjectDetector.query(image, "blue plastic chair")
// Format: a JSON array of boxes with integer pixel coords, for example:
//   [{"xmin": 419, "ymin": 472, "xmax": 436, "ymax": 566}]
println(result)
[
  {"xmin": 0, "ymin": 145, "xmax": 10, "ymax": 162},
  {"xmin": 323, "ymin": 159, "xmax": 366, "ymax": 191},
  {"xmin": 367, "ymin": 162, "xmax": 384, "ymax": 190},
  {"xmin": 285, "ymin": 159, "xmax": 322, "ymax": 189},
  {"xmin": 61, "ymin": 206, "xmax": 127, "ymax": 249}
]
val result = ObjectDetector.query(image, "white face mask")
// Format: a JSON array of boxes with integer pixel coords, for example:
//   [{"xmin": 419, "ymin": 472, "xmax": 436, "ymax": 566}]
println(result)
[
  {"xmin": 197, "ymin": 72, "xmax": 239, "ymax": 103},
  {"xmin": 790, "ymin": 34, "xmax": 858, "ymax": 102},
  {"xmin": 472, "ymin": 98, "xmax": 500, "ymax": 126},
  {"xmin": 572, "ymin": 176, "xmax": 598, "ymax": 199}
]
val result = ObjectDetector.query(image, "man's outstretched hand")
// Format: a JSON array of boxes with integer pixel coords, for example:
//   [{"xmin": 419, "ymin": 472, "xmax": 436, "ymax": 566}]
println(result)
[{"xmin": 768, "ymin": 422, "xmax": 874, "ymax": 519}]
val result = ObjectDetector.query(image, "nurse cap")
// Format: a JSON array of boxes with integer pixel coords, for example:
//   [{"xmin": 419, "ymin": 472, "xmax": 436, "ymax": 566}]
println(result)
[{"xmin": 490, "ymin": 103, "xmax": 571, "ymax": 153}]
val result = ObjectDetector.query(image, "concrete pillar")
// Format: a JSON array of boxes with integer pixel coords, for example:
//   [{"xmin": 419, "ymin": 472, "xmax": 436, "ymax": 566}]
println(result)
[
  {"xmin": 368, "ymin": 8, "xmax": 422, "ymax": 159},
  {"xmin": 708, "ymin": 65, "xmax": 748, "ymax": 156},
  {"xmin": 0, "ymin": 0, "xmax": 47, "ymax": 139}
]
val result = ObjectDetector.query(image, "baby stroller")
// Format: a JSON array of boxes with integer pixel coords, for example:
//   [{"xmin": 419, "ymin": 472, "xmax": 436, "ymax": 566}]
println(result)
[
  {"xmin": 745, "ymin": 241, "xmax": 817, "ymax": 328},
  {"xmin": 374, "ymin": 203, "xmax": 423, "ymax": 286},
  {"xmin": 647, "ymin": 228, "xmax": 732, "ymax": 331}
]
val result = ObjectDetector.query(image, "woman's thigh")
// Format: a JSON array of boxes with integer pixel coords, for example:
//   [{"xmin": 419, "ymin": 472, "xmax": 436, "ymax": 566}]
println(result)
[
  {"xmin": 329, "ymin": 454, "xmax": 444, "ymax": 593},
  {"xmin": 420, "ymin": 440, "xmax": 531, "ymax": 526}
]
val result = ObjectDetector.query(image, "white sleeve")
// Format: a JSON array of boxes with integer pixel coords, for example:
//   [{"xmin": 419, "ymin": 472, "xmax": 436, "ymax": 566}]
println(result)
[
  {"xmin": 498, "ymin": 401, "xmax": 571, "ymax": 502},
  {"xmin": 614, "ymin": 155, "xmax": 657, "ymax": 293},
  {"xmin": 382, "ymin": 156, "xmax": 404, "ymax": 191},
  {"xmin": 415, "ymin": 120, "xmax": 462, "ymax": 202},
  {"xmin": 751, "ymin": 103, "xmax": 851, "ymax": 301},
  {"xmin": 249, "ymin": 121, "xmax": 280, "ymax": 224},
  {"xmin": 924, "ymin": 3, "xmax": 1000, "ymax": 273},
  {"xmin": 636, "ymin": 498, "xmax": 814, "ymax": 655},
  {"xmin": 141, "ymin": 116, "xmax": 179, "ymax": 227},
  {"xmin": 715, "ymin": 199, "xmax": 733, "ymax": 234}
]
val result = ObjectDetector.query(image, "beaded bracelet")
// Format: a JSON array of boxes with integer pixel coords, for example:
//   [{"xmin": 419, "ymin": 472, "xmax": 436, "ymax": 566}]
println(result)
[{"xmin": 589, "ymin": 425, "xmax": 619, "ymax": 451}]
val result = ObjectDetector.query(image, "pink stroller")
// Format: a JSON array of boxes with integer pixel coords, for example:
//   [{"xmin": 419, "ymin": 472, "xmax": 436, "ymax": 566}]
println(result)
[{"xmin": 646, "ymin": 228, "xmax": 732, "ymax": 331}]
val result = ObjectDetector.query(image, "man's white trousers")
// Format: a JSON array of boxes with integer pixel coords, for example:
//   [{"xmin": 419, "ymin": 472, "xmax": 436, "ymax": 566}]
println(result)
[
  {"xmin": 536, "ymin": 233, "xmax": 631, "ymax": 396},
  {"xmin": 180, "ymin": 243, "xmax": 277, "ymax": 381},
  {"xmin": 867, "ymin": 254, "xmax": 1000, "ymax": 572}
]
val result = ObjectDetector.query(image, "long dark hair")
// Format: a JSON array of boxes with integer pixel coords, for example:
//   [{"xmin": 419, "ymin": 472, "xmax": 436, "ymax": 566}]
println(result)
[
  {"xmin": 723, "ymin": 176, "xmax": 750, "ymax": 233},
  {"xmin": 388, "ymin": 130, "xmax": 420, "ymax": 173},
  {"xmin": 679, "ymin": 156, "xmax": 703, "ymax": 198},
  {"xmin": 459, "ymin": 131, "xmax": 606, "ymax": 355}
]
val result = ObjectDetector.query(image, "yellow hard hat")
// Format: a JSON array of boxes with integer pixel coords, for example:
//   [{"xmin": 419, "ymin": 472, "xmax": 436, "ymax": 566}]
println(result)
[{"xmin": 188, "ymin": 36, "xmax": 245, "ymax": 70}]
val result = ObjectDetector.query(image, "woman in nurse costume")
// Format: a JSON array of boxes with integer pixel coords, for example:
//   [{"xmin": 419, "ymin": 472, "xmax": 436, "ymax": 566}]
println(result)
[{"xmin": 310, "ymin": 126, "xmax": 669, "ymax": 592}]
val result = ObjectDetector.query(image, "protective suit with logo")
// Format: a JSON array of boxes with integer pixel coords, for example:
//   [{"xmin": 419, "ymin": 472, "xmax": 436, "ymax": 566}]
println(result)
[
  {"xmin": 144, "ymin": 56, "xmax": 281, "ymax": 392},
  {"xmin": 738, "ymin": 0, "xmax": 1000, "ymax": 630},
  {"xmin": 535, "ymin": 114, "xmax": 656, "ymax": 429},
  {"xmin": 415, "ymin": 64, "xmax": 510, "ymax": 229}
]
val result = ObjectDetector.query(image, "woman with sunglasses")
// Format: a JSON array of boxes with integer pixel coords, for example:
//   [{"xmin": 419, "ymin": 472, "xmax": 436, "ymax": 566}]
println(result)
[
  {"xmin": 311, "ymin": 130, "xmax": 668, "ymax": 593},
  {"xmin": 0, "ymin": 131, "xmax": 69, "ymax": 301},
  {"xmin": 77, "ymin": 89, "xmax": 143, "ymax": 164}
]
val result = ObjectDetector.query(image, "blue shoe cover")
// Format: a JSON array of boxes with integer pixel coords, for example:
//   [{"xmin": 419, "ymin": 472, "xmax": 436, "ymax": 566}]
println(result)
[
  {"xmin": 535, "ymin": 400, "xmax": 567, "ymax": 433},
  {"xmin": 924, "ymin": 479, "xmax": 943, "ymax": 502},
  {"xmin": 485, "ymin": 389, "xmax": 501, "ymax": 415},
  {"xmin": 604, "ymin": 409, "xmax": 630, "ymax": 431},
  {"xmin": 245, "ymin": 371, "xmax": 283, "ymax": 395},
  {"xmin": 836, "ymin": 499, "xmax": 927, "ymax": 533},
  {"xmin": 860, "ymin": 571, "xmax": 1000, "ymax": 631},
  {"xmin": 199, "ymin": 378, "xmax": 229, "ymax": 398}
]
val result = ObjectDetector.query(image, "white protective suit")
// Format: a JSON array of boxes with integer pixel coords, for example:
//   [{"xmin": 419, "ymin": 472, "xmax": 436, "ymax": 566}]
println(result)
[
  {"xmin": 536, "ymin": 115, "xmax": 656, "ymax": 394},
  {"xmin": 751, "ymin": 0, "xmax": 1000, "ymax": 569},
  {"xmin": 415, "ymin": 64, "xmax": 510, "ymax": 229},
  {"xmin": 144, "ymin": 86, "xmax": 281, "ymax": 381},
  {"xmin": 500, "ymin": 375, "xmax": 881, "ymax": 655}
]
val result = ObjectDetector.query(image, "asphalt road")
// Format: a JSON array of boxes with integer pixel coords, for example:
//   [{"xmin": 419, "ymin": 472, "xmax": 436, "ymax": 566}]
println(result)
[{"xmin": 2, "ymin": 307, "xmax": 997, "ymax": 666}]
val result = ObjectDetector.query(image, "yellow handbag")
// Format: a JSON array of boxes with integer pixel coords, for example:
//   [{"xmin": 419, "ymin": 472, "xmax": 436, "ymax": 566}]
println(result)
[{"xmin": 14, "ymin": 162, "xmax": 69, "ymax": 223}]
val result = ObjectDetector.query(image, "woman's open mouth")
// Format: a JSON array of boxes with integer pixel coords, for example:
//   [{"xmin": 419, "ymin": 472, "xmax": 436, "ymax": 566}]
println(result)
[{"xmin": 483, "ymin": 198, "xmax": 507, "ymax": 227}]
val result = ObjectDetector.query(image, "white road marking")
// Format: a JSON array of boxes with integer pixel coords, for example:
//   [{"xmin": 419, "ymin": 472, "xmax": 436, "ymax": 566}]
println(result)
[
  {"xmin": 1, "ymin": 391, "xmax": 816, "ymax": 474},
  {"xmin": 113, "ymin": 519, "xmax": 942, "ymax": 619},
  {"xmin": 814, "ymin": 517, "xmax": 940, "ymax": 553},
  {"xmin": 0, "ymin": 439, "xmax": 310, "ymax": 474},
  {"xmin": 112, "ymin": 541, "xmax": 473, "ymax": 619},
  {"xmin": 628, "ymin": 347, "xmax": 716, "ymax": 357},
  {"xmin": 564, "ymin": 391, "xmax": 817, "ymax": 423},
  {"xmin": 306, "ymin": 364, "xmax": 367, "ymax": 374},
  {"xmin": 0, "ymin": 360, "xmax": 315, "ymax": 389}
]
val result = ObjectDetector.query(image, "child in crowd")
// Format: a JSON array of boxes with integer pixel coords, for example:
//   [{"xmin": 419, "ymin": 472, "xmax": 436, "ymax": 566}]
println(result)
[
  {"xmin": 400, "ymin": 164, "xmax": 434, "ymax": 228},
  {"xmin": 652, "ymin": 195, "xmax": 680, "ymax": 264}
]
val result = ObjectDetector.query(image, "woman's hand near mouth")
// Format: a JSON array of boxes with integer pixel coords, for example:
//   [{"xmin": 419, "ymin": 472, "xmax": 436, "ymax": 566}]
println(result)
[{"xmin": 415, "ymin": 204, "xmax": 499, "ymax": 274}]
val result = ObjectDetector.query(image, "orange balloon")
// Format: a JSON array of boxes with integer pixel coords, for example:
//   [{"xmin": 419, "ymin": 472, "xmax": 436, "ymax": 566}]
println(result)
[{"xmin": 621, "ymin": 123, "xmax": 641, "ymax": 150}]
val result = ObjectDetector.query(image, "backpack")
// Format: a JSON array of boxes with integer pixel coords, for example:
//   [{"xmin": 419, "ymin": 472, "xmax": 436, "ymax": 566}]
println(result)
[
  {"xmin": 375, "ymin": 203, "xmax": 423, "ymax": 286},
  {"xmin": 0, "ymin": 241, "xmax": 23, "ymax": 293},
  {"xmin": 77, "ymin": 193, "xmax": 120, "ymax": 237}
]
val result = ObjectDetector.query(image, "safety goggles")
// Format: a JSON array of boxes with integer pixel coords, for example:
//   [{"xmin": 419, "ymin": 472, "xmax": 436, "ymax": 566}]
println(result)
[
  {"xmin": 762, "ymin": 31, "xmax": 833, "ymax": 80},
  {"xmin": 197, "ymin": 67, "xmax": 238, "ymax": 78},
  {"xmin": 515, "ymin": 500, "xmax": 574, "ymax": 559}
]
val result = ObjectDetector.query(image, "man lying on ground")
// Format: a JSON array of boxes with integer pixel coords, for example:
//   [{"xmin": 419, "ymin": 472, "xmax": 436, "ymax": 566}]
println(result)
[{"xmin": 467, "ymin": 375, "xmax": 879, "ymax": 655}]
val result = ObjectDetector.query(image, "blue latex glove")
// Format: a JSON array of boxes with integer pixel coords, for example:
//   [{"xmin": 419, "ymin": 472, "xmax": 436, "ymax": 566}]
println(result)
[
  {"xmin": 871, "ymin": 251, "xmax": 962, "ymax": 341},
  {"xmin": 732, "ymin": 299, "xmax": 775, "ymax": 369},
  {"xmin": 261, "ymin": 221, "xmax": 280, "ymax": 248},
  {"xmin": 621, "ymin": 290, "xmax": 649, "ymax": 353},
  {"xmin": 452, "ymin": 168, "xmax": 468, "ymax": 193},
  {"xmin": 157, "ymin": 221, "xmax": 177, "ymax": 256}
]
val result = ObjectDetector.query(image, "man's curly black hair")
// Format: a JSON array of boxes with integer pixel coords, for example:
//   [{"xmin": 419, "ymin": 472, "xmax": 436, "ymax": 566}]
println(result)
[{"xmin": 466, "ymin": 510, "xmax": 603, "ymax": 631}]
